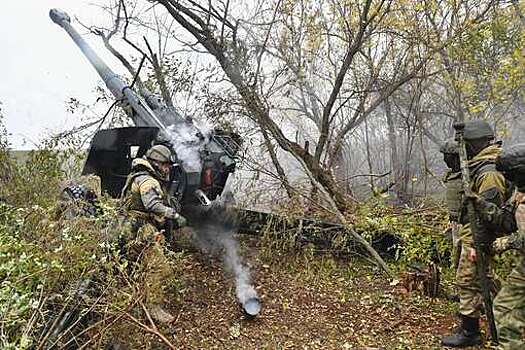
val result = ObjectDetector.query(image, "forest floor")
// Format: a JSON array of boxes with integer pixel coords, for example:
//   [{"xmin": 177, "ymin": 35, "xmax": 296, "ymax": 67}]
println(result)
[{"xmin": 109, "ymin": 235, "xmax": 495, "ymax": 350}]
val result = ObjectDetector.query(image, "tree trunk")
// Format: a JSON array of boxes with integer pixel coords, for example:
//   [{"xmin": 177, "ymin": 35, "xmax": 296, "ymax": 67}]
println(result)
[
  {"xmin": 260, "ymin": 128, "xmax": 294, "ymax": 198},
  {"xmin": 385, "ymin": 99, "xmax": 402, "ymax": 201}
]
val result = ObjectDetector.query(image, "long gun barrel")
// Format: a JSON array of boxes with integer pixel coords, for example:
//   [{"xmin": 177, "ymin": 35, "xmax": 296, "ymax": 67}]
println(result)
[
  {"xmin": 49, "ymin": 8, "xmax": 168, "ymax": 130},
  {"xmin": 454, "ymin": 122, "xmax": 498, "ymax": 344}
]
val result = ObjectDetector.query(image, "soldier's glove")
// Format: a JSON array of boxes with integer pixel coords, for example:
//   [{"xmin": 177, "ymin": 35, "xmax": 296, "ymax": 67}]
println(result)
[
  {"xmin": 466, "ymin": 193, "xmax": 495, "ymax": 213},
  {"xmin": 165, "ymin": 208, "xmax": 187, "ymax": 228},
  {"xmin": 492, "ymin": 234, "xmax": 525, "ymax": 254},
  {"xmin": 174, "ymin": 213, "xmax": 187, "ymax": 228},
  {"xmin": 153, "ymin": 231, "xmax": 165, "ymax": 244}
]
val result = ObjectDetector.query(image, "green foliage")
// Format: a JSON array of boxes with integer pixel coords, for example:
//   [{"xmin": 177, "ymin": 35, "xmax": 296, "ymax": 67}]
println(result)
[
  {"xmin": 447, "ymin": 6, "xmax": 525, "ymax": 116},
  {"xmin": 353, "ymin": 198, "xmax": 450, "ymax": 266},
  {"xmin": 0, "ymin": 196, "xmax": 126, "ymax": 348},
  {"xmin": 0, "ymin": 117, "xmax": 178, "ymax": 347}
]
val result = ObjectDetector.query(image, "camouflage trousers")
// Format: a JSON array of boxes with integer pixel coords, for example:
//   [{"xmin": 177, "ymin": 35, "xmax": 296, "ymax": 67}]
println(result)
[
  {"xmin": 494, "ymin": 259, "xmax": 525, "ymax": 350},
  {"xmin": 126, "ymin": 222, "xmax": 172, "ymax": 306},
  {"xmin": 456, "ymin": 243, "xmax": 498, "ymax": 318}
]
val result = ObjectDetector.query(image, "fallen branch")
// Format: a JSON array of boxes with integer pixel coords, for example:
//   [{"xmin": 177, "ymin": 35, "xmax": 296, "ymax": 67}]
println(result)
[
  {"xmin": 293, "ymin": 155, "xmax": 393, "ymax": 276},
  {"xmin": 125, "ymin": 307, "xmax": 178, "ymax": 350}
]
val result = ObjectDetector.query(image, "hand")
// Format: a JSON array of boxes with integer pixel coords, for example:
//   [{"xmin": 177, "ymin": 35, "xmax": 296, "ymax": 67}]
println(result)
[
  {"xmin": 165, "ymin": 207, "xmax": 178, "ymax": 219},
  {"xmin": 153, "ymin": 231, "xmax": 165, "ymax": 244},
  {"xmin": 165, "ymin": 208, "xmax": 187, "ymax": 227},
  {"xmin": 465, "ymin": 192, "xmax": 486, "ymax": 209},
  {"xmin": 174, "ymin": 213, "xmax": 187, "ymax": 228},
  {"xmin": 467, "ymin": 247, "xmax": 477, "ymax": 262}
]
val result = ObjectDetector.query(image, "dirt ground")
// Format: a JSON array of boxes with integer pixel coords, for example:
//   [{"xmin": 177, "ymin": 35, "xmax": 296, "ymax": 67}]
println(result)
[{"xmin": 113, "ymin": 237, "xmax": 493, "ymax": 350}]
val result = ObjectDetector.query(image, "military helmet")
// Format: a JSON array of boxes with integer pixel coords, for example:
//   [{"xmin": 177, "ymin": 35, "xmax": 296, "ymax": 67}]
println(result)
[
  {"xmin": 439, "ymin": 138, "xmax": 459, "ymax": 154},
  {"xmin": 496, "ymin": 143, "xmax": 525, "ymax": 177},
  {"xmin": 146, "ymin": 144, "xmax": 173, "ymax": 164},
  {"xmin": 463, "ymin": 120, "xmax": 495, "ymax": 140}
]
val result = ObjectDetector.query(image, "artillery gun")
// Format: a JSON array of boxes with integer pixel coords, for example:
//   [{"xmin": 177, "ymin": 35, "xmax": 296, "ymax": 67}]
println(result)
[
  {"xmin": 48, "ymin": 9, "xmax": 260, "ymax": 342},
  {"xmin": 49, "ymin": 8, "xmax": 400, "ymax": 256},
  {"xmin": 49, "ymin": 9, "xmax": 240, "ymax": 211}
]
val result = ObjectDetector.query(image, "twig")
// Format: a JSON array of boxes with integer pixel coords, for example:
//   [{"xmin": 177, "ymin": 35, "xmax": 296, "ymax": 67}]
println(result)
[{"xmin": 125, "ymin": 310, "xmax": 178, "ymax": 349}]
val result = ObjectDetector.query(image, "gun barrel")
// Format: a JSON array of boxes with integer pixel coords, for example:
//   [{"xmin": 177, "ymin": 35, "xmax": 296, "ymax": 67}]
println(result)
[
  {"xmin": 49, "ymin": 9, "xmax": 127, "ymax": 101},
  {"xmin": 49, "ymin": 8, "xmax": 166, "ymax": 129}
]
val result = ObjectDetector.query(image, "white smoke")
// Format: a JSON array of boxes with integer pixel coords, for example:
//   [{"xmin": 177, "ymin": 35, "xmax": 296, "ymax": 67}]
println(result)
[
  {"xmin": 193, "ymin": 224, "xmax": 258, "ymax": 304},
  {"xmin": 166, "ymin": 120, "xmax": 212, "ymax": 172},
  {"xmin": 165, "ymin": 117, "xmax": 258, "ymax": 307},
  {"xmin": 221, "ymin": 233, "xmax": 258, "ymax": 304},
  {"xmin": 167, "ymin": 123, "xmax": 204, "ymax": 172}
]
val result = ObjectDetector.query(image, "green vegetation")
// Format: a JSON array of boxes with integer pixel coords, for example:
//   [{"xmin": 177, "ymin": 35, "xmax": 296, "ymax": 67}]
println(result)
[{"xmin": 0, "ymin": 115, "xmax": 514, "ymax": 349}]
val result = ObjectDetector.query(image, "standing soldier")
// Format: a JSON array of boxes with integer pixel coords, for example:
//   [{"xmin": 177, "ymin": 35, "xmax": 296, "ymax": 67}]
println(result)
[
  {"xmin": 442, "ymin": 120, "xmax": 510, "ymax": 347},
  {"xmin": 470, "ymin": 143, "xmax": 525, "ymax": 349},
  {"xmin": 121, "ymin": 144, "xmax": 187, "ymax": 323},
  {"xmin": 441, "ymin": 138, "xmax": 462, "ymax": 270}
]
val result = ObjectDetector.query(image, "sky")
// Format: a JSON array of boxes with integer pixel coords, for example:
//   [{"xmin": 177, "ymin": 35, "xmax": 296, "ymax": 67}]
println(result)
[{"xmin": 0, "ymin": 0, "xmax": 124, "ymax": 149}]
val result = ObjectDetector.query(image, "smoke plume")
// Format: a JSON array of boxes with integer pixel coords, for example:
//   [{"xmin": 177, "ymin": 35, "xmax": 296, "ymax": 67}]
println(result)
[
  {"xmin": 167, "ymin": 120, "xmax": 212, "ymax": 172},
  {"xmin": 195, "ymin": 227, "xmax": 258, "ymax": 304},
  {"xmin": 166, "ymin": 120, "xmax": 258, "ymax": 309},
  {"xmin": 192, "ymin": 197, "xmax": 258, "ymax": 306}
]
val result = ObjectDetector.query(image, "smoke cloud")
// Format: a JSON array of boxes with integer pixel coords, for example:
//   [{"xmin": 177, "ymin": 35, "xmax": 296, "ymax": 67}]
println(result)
[
  {"xmin": 192, "ymin": 196, "xmax": 259, "ymax": 306},
  {"xmin": 195, "ymin": 227, "xmax": 258, "ymax": 304},
  {"xmin": 167, "ymin": 123, "xmax": 204, "ymax": 172},
  {"xmin": 167, "ymin": 119, "xmax": 213, "ymax": 173}
]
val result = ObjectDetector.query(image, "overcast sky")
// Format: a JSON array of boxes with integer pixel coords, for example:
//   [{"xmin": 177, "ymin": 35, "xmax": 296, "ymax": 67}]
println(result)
[{"xmin": 0, "ymin": 0, "xmax": 125, "ymax": 149}]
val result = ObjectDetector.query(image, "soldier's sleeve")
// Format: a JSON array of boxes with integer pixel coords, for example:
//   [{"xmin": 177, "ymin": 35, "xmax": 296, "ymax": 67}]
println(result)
[
  {"xmin": 470, "ymin": 171, "xmax": 511, "ymax": 242},
  {"xmin": 515, "ymin": 203, "xmax": 525, "ymax": 233},
  {"xmin": 136, "ymin": 176, "xmax": 172, "ymax": 217},
  {"xmin": 474, "ymin": 171, "xmax": 506, "ymax": 206},
  {"xmin": 472, "ymin": 197, "xmax": 517, "ymax": 235}
]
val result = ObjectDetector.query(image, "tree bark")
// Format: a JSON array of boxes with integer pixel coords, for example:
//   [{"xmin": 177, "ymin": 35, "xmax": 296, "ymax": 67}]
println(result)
[{"xmin": 385, "ymin": 98, "xmax": 402, "ymax": 200}]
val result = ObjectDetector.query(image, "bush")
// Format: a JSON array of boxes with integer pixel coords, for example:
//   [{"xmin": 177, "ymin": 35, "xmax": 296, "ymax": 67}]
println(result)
[
  {"xmin": 0, "ymin": 117, "xmax": 182, "ymax": 348},
  {"xmin": 352, "ymin": 198, "xmax": 451, "ymax": 266}
]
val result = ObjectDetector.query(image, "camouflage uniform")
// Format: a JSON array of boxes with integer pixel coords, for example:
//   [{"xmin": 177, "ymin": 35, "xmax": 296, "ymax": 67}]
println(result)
[
  {"xmin": 444, "ymin": 171, "xmax": 463, "ymax": 223},
  {"xmin": 456, "ymin": 144, "xmax": 507, "ymax": 318},
  {"xmin": 442, "ymin": 121, "xmax": 513, "ymax": 348},
  {"xmin": 121, "ymin": 156, "xmax": 180, "ymax": 321},
  {"xmin": 444, "ymin": 170, "xmax": 463, "ymax": 268},
  {"xmin": 493, "ymin": 193, "xmax": 525, "ymax": 349},
  {"xmin": 57, "ymin": 174, "xmax": 102, "ymax": 219},
  {"xmin": 441, "ymin": 138, "xmax": 463, "ymax": 269}
]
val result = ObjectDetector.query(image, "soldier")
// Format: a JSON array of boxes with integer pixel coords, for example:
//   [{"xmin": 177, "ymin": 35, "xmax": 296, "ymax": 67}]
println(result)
[
  {"xmin": 121, "ymin": 144, "xmax": 187, "ymax": 323},
  {"xmin": 440, "ymin": 138, "xmax": 462, "ymax": 270},
  {"xmin": 442, "ymin": 120, "xmax": 511, "ymax": 347},
  {"xmin": 57, "ymin": 174, "xmax": 102, "ymax": 219},
  {"xmin": 470, "ymin": 143, "xmax": 525, "ymax": 349}
]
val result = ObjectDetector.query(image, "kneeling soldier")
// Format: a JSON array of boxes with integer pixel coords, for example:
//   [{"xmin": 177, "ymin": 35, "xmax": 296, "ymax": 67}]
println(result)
[{"xmin": 121, "ymin": 144, "xmax": 187, "ymax": 323}]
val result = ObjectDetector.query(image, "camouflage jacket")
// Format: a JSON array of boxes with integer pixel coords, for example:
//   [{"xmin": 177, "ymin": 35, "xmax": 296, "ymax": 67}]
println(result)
[
  {"xmin": 459, "ymin": 144, "xmax": 512, "ymax": 244},
  {"xmin": 121, "ymin": 158, "xmax": 173, "ymax": 226}
]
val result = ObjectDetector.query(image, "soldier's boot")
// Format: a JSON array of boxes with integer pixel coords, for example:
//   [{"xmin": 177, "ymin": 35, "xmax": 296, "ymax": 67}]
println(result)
[
  {"xmin": 441, "ymin": 314, "xmax": 481, "ymax": 347},
  {"xmin": 149, "ymin": 304, "xmax": 175, "ymax": 324}
]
